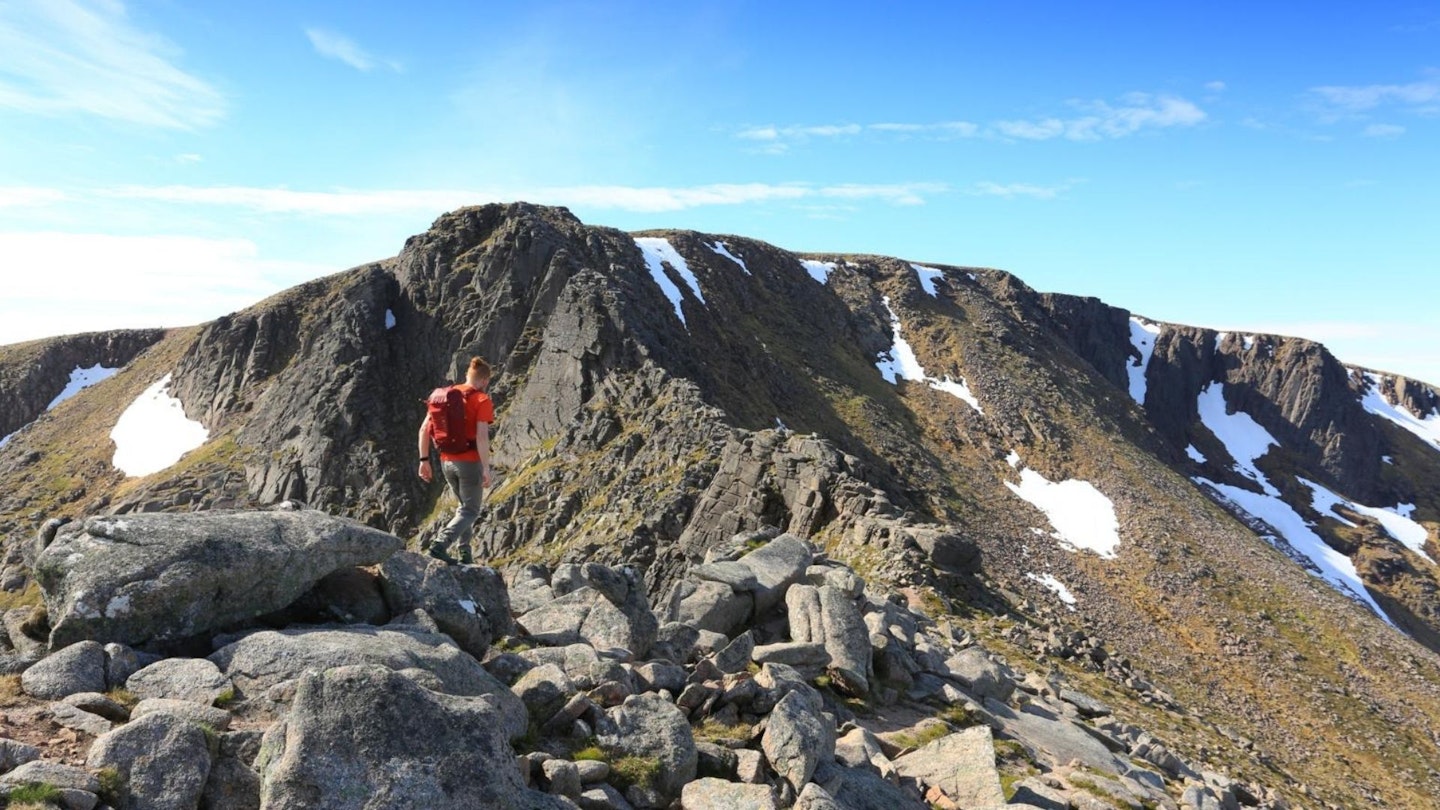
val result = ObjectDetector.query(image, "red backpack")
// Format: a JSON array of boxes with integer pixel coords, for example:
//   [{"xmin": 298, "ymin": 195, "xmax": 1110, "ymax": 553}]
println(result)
[{"xmin": 426, "ymin": 386, "xmax": 476, "ymax": 455}]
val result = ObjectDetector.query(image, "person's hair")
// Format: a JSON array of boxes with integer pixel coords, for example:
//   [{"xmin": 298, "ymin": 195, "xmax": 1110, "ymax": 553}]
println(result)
[{"xmin": 467, "ymin": 356, "xmax": 492, "ymax": 381}]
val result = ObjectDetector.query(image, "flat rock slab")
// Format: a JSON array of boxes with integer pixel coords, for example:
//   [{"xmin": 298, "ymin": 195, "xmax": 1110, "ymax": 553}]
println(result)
[
  {"xmin": 985, "ymin": 698, "xmax": 1134, "ymax": 777},
  {"xmin": 892, "ymin": 726, "xmax": 1004, "ymax": 808},
  {"xmin": 680, "ymin": 778, "xmax": 777, "ymax": 809},
  {"xmin": 35, "ymin": 510, "xmax": 402, "ymax": 649}
]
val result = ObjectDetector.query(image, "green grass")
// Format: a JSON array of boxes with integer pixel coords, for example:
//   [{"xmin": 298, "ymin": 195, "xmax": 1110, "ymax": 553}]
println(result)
[
  {"xmin": 95, "ymin": 767, "xmax": 126, "ymax": 807},
  {"xmin": 4, "ymin": 783, "xmax": 64, "ymax": 805},
  {"xmin": 212, "ymin": 687, "xmax": 238, "ymax": 708},
  {"xmin": 608, "ymin": 755, "xmax": 662, "ymax": 792}
]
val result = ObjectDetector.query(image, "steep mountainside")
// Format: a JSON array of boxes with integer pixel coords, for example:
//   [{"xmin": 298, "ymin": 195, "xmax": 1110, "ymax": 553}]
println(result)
[{"xmin": 2, "ymin": 203, "xmax": 1440, "ymax": 807}]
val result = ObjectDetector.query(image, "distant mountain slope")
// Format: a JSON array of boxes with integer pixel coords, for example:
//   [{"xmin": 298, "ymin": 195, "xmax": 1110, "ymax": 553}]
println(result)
[{"xmin": 2, "ymin": 203, "xmax": 1439, "ymax": 806}]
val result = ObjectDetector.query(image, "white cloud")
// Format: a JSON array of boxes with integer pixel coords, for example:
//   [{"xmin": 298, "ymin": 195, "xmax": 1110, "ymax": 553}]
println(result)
[
  {"xmin": 1205, "ymin": 81, "xmax": 1227, "ymax": 92},
  {"xmin": 744, "ymin": 93, "xmax": 1204, "ymax": 151},
  {"xmin": 304, "ymin": 27, "xmax": 398, "ymax": 73},
  {"xmin": 100, "ymin": 181, "xmax": 949, "ymax": 214},
  {"xmin": 1310, "ymin": 74, "xmax": 1440, "ymax": 112},
  {"xmin": 0, "ymin": 232, "xmax": 330, "ymax": 345},
  {"xmin": 0, "ymin": 0, "xmax": 225, "ymax": 129},
  {"xmin": 1362, "ymin": 123, "xmax": 1406, "ymax": 138},
  {"xmin": 967, "ymin": 181, "xmax": 1073, "ymax": 200},
  {"xmin": 0, "ymin": 187, "xmax": 68, "ymax": 207},
  {"xmin": 995, "ymin": 93, "xmax": 1207, "ymax": 141}
]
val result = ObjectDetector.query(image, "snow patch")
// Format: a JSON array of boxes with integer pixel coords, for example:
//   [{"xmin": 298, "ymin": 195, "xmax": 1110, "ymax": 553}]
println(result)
[
  {"xmin": 1242, "ymin": 334, "xmax": 1256, "ymax": 351},
  {"xmin": 1005, "ymin": 468, "xmax": 1121, "ymax": 558},
  {"xmin": 1197, "ymin": 383, "xmax": 1278, "ymax": 495},
  {"xmin": 458, "ymin": 599, "xmax": 478, "ymax": 615},
  {"xmin": 1302, "ymin": 478, "xmax": 1434, "ymax": 564},
  {"xmin": 911, "ymin": 263, "xmax": 945, "ymax": 296},
  {"xmin": 775, "ymin": 417, "xmax": 790, "ymax": 432},
  {"xmin": 1026, "ymin": 572, "xmax": 1078, "ymax": 609},
  {"xmin": 110, "ymin": 374, "xmax": 210, "ymax": 477},
  {"xmin": 800, "ymin": 259, "xmax": 837, "ymax": 285},
  {"xmin": 1383, "ymin": 455, "xmax": 1395, "ymax": 465},
  {"xmin": 1185, "ymin": 445, "xmax": 1207, "ymax": 464},
  {"xmin": 636, "ymin": 237, "xmax": 705, "ymax": 326},
  {"xmin": 1126, "ymin": 318, "xmax": 1161, "ymax": 406},
  {"xmin": 1357, "ymin": 372, "xmax": 1440, "ymax": 451},
  {"xmin": 874, "ymin": 297, "xmax": 982, "ymax": 413},
  {"xmin": 707, "ymin": 241, "xmax": 749, "ymax": 275},
  {"xmin": 3, "ymin": 364, "xmax": 120, "ymax": 449},
  {"xmin": 48, "ymin": 364, "xmax": 120, "ymax": 410},
  {"xmin": 1196, "ymin": 476, "xmax": 1396, "ymax": 626},
  {"xmin": 385, "ymin": 309, "xmax": 396, "ymax": 329},
  {"xmin": 1006, "ymin": 450, "xmax": 1021, "ymax": 468}
]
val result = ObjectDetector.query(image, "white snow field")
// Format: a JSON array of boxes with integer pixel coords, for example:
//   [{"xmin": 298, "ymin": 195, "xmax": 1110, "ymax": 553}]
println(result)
[
  {"xmin": 1127, "ymin": 317, "xmax": 1161, "ymax": 406},
  {"xmin": 1005, "ymin": 462, "xmax": 1121, "ymax": 559},
  {"xmin": 911, "ymin": 263, "xmax": 945, "ymax": 296},
  {"xmin": 874, "ymin": 297, "xmax": 982, "ymax": 413},
  {"xmin": 1026, "ymin": 572, "xmax": 1078, "ymax": 609},
  {"xmin": 707, "ymin": 241, "xmax": 749, "ymax": 275},
  {"xmin": 1356, "ymin": 371, "xmax": 1440, "ymax": 451},
  {"xmin": 1185, "ymin": 445, "xmax": 1207, "ymax": 464},
  {"xmin": 1193, "ymin": 381, "xmax": 1397, "ymax": 625},
  {"xmin": 385, "ymin": 309, "xmax": 396, "ymax": 329},
  {"xmin": 111, "ymin": 374, "xmax": 210, "ymax": 477},
  {"xmin": 800, "ymin": 259, "xmax": 836, "ymax": 285},
  {"xmin": 0, "ymin": 364, "xmax": 120, "ymax": 449},
  {"xmin": 635, "ymin": 237, "xmax": 706, "ymax": 326}
]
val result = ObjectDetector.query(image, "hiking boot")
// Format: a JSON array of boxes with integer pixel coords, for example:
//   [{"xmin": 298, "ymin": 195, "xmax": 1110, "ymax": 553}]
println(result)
[{"xmin": 428, "ymin": 546, "xmax": 458, "ymax": 565}]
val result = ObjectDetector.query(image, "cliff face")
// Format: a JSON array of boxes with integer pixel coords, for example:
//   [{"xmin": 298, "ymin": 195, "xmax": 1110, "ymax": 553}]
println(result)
[
  {"xmin": 3, "ymin": 203, "xmax": 1440, "ymax": 806},
  {"xmin": 0, "ymin": 329, "xmax": 165, "ymax": 440}
]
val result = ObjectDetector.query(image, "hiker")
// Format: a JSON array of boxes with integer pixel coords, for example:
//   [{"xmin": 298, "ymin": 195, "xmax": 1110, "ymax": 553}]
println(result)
[{"xmin": 417, "ymin": 357, "xmax": 494, "ymax": 563}]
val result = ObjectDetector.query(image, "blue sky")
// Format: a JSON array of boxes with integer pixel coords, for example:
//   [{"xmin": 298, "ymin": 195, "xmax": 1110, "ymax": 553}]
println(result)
[{"xmin": 2, "ymin": 1, "xmax": 1438, "ymax": 384}]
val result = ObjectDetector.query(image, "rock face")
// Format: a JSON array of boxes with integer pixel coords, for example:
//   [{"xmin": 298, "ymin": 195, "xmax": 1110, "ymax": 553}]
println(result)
[
  {"xmin": 257, "ymin": 664, "xmax": 568, "ymax": 810},
  {"xmin": 35, "ymin": 510, "xmax": 402, "ymax": 648},
  {"xmin": 0, "ymin": 329, "xmax": 164, "ymax": 442}
]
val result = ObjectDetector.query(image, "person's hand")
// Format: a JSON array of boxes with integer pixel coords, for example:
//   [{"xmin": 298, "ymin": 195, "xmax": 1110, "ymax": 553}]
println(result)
[
  {"xmin": 418, "ymin": 459, "xmax": 433, "ymax": 482},
  {"xmin": 482, "ymin": 464, "xmax": 492, "ymax": 488}
]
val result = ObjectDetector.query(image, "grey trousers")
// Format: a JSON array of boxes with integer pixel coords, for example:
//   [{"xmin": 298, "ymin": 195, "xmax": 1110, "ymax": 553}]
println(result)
[{"xmin": 434, "ymin": 460, "xmax": 483, "ymax": 554}]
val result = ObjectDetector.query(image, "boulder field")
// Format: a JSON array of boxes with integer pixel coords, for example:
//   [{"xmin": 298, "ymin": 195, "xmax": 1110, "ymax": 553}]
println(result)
[{"xmin": 0, "ymin": 508, "xmax": 1276, "ymax": 809}]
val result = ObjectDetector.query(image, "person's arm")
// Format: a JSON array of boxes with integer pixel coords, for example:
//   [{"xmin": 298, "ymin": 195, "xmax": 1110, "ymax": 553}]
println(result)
[
  {"xmin": 476, "ymin": 419, "xmax": 491, "ymax": 487},
  {"xmin": 417, "ymin": 414, "xmax": 434, "ymax": 482}
]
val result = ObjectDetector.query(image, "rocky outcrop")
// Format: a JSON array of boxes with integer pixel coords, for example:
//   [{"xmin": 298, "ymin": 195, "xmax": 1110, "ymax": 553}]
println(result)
[{"xmin": 35, "ymin": 509, "xmax": 401, "ymax": 649}]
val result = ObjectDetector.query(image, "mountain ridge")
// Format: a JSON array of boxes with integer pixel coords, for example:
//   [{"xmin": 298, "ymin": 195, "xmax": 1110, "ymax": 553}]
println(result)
[{"xmin": 2, "ymin": 202, "xmax": 1440, "ymax": 807}]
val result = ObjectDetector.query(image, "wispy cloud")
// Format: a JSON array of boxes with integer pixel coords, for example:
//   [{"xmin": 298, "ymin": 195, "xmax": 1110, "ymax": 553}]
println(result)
[
  {"xmin": 304, "ymin": 27, "xmax": 400, "ymax": 73},
  {"xmin": 993, "ymin": 93, "xmax": 1206, "ymax": 141},
  {"xmin": 742, "ymin": 92, "xmax": 1204, "ymax": 151},
  {"xmin": 0, "ymin": 187, "xmax": 68, "ymax": 207},
  {"xmin": 1362, "ymin": 123, "xmax": 1406, "ymax": 138},
  {"xmin": 966, "ymin": 181, "xmax": 1076, "ymax": 200},
  {"xmin": 100, "ymin": 181, "xmax": 951, "ymax": 214},
  {"xmin": 0, "ymin": 0, "xmax": 225, "ymax": 129},
  {"xmin": 1205, "ymin": 81, "xmax": 1227, "ymax": 93},
  {"xmin": 739, "ymin": 121, "xmax": 980, "ymax": 153},
  {"xmin": 1309, "ymin": 73, "xmax": 1440, "ymax": 115}
]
